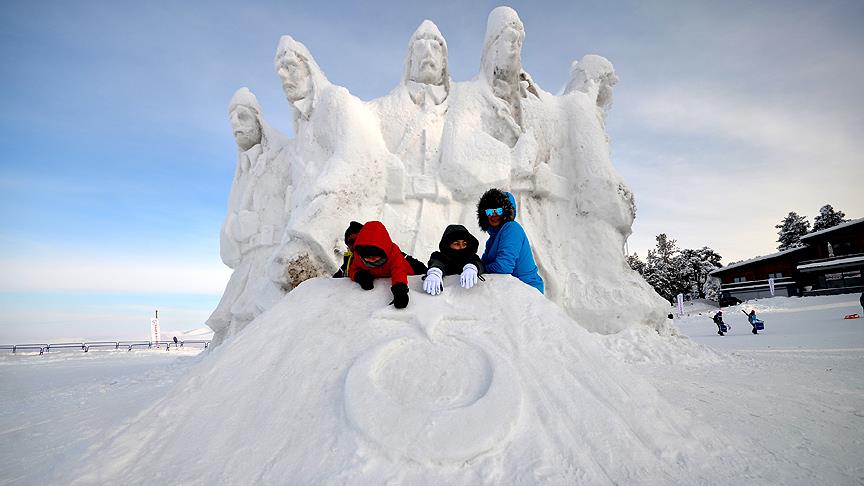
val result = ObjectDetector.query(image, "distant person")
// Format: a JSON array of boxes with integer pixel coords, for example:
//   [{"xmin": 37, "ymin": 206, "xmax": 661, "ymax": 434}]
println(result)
[
  {"xmin": 334, "ymin": 221, "xmax": 426, "ymax": 278},
  {"xmin": 348, "ymin": 221, "xmax": 417, "ymax": 309},
  {"xmin": 172, "ymin": 336, "xmax": 178, "ymax": 345},
  {"xmin": 476, "ymin": 189, "xmax": 544, "ymax": 293},
  {"xmin": 711, "ymin": 311, "xmax": 728, "ymax": 336},
  {"xmin": 423, "ymin": 225, "xmax": 484, "ymax": 295},
  {"xmin": 742, "ymin": 309, "xmax": 764, "ymax": 334}
]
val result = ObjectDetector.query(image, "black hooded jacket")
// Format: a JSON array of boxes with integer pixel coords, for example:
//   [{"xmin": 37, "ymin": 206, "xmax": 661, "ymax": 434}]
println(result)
[{"xmin": 427, "ymin": 225, "xmax": 484, "ymax": 276}]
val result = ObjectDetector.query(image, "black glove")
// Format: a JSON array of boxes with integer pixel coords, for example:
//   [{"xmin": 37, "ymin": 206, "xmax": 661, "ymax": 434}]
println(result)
[
  {"xmin": 391, "ymin": 283, "xmax": 409, "ymax": 309},
  {"xmin": 355, "ymin": 270, "xmax": 374, "ymax": 290}
]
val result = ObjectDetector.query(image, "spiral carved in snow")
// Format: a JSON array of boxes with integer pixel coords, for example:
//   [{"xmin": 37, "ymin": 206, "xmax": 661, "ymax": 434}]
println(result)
[{"xmin": 343, "ymin": 318, "xmax": 523, "ymax": 463}]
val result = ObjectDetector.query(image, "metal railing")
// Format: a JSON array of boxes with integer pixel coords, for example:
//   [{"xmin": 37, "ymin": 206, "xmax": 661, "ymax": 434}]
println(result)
[{"xmin": 0, "ymin": 339, "xmax": 211, "ymax": 355}]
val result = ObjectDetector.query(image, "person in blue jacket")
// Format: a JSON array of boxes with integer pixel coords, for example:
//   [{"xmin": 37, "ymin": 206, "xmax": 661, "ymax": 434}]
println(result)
[{"xmin": 476, "ymin": 188, "xmax": 544, "ymax": 293}]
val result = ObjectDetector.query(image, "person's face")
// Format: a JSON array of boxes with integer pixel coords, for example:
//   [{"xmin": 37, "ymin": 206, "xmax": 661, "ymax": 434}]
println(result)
[
  {"xmin": 449, "ymin": 239, "xmax": 468, "ymax": 251},
  {"xmin": 229, "ymin": 105, "xmax": 261, "ymax": 151},
  {"xmin": 490, "ymin": 26, "xmax": 523, "ymax": 77},
  {"xmin": 487, "ymin": 214, "xmax": 502, "ymax": 228},
  {"xmin": 346, "ymin": 233, "xmax": 358, "ymax": 250},
  {"xmin": 409, "ymin": 37, "xmax": 445, "ymax": 85},
  {"xmin": 276, "ymin": 53, "xmax": 312, "ymax": 102}
]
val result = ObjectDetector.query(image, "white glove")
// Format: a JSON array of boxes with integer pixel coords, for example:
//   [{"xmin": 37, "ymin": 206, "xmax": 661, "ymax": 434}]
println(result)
[
  {"xmin": 460, "ymin": 264, "xmax": 478, "ymax": 289},
  {"xmin": 424, "ymin": 267, "xmax": 443, "ymax": 296}
]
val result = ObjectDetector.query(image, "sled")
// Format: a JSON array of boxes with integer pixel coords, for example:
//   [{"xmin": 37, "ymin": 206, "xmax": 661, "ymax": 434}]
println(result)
[{"xmin": 844, "ymin": 313, "xmax": 861, "ymax": 320}]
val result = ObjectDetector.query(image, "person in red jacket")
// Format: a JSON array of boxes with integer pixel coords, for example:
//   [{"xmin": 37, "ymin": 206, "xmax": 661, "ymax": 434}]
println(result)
[{"xmin": 348, "ymin": 221, "xmax": 414, "ymax": 309}]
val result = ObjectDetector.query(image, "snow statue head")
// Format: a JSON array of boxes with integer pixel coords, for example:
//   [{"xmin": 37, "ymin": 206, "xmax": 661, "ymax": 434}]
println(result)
[
  {"xmin": 564, "ymin": 55, "xmax": 618, "ymax": 111},
  {"xmin": 228, "ymin": 88, "xmax": 262, "ymax": 152},
  {"xmin": 404, "ymin": 20, "xmax": 450, "ymax": 97},
  {"xmin": 480, "ymin": 6, "xmax": 525, "ymax": 83},
  {"xmin": 274, "ymin": 35, "xmax": 329, "ymax": 120}
]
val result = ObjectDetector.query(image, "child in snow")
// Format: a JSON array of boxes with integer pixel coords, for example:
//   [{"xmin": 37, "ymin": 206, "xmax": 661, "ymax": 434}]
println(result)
[
  {"xmin": 712, "ymin": 310, "xmax": 728, "ymax": 336},
  {"xmin": 742, "ymin": 309, "xmax": 764, "ymax": 334},
  {"xmin": 348, "ymin": 221, "xmax": 416, "ymax": 309},
  {"xmin": 476, "ymin": 189, "xmax": 544, "ymax": 293},
  {"xmin": 333, "ymin": 221, "xmax": 364, "ymax": 278},
  {"xmin": 334, "ymin": 221, "xmax": 427, "ymax": 278},
  {"xmin": 423, "ymin": 224, "xmax": 485, "ymax": 295}
]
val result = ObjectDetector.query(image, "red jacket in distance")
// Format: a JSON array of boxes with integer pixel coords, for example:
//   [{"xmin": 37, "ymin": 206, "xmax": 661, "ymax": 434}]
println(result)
[{"xmin": 348, "ymin": 221, "xmax": 414, "ymax": 287}]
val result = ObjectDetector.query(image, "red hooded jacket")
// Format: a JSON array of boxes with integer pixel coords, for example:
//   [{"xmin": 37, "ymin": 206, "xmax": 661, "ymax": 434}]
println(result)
[{"xmin": 348, "ymin": 221, "xmax": 412, "ymax": 286}]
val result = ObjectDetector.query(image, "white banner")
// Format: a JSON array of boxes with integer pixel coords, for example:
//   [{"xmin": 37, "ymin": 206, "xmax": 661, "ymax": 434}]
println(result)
[
  {"xmin": 676, "ymin": 293, "xmax": 684, "ymax": 316},
  {"xmin": 150, "ymin": 318, "xmax": 161, "ymax": 343},
  {"xmin": 768, "ymin": 277, "xmax": 775, "ymax": 296}
]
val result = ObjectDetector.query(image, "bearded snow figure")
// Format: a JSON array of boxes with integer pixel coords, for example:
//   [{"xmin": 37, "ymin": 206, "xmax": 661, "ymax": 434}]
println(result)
[
  {"xmin": 207, "ymin": 87, "xmax": 293, "ymax": 347},
  {"xmin": 539, "ymin": 55, "xmax": 669, "ymax": 334},
  {"xmin": 267, "ymin": 35, "xmax": 390, "ymax": 294},
  {"xmin": 369, "ymin": 20, "xmax": 455, "ymax": 256},
  {"xmin": 439, "ymin": 7, "xmax": 559, "ymax": 212}
]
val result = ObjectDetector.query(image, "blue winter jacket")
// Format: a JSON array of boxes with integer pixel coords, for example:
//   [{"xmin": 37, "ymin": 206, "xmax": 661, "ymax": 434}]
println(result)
[{"xmin": 481, "ymin": 193, "xmax": 544, "ymax": 293}]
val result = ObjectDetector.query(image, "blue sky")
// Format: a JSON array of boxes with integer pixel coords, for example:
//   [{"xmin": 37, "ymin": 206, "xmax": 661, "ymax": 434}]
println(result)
[{"xmin": 1, "ymin": 0, "xmax": 862, "ymax": 341}]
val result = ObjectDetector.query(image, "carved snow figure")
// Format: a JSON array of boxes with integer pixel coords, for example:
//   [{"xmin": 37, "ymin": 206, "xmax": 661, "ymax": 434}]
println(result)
[
  {"xmin": 207, "ymin": 88, "xmax": 292, "ymax": 347},
  {"xmin": 370, "ymin": 20, "xmax": 454, "ymax": 256},
  {"xmin": 562, "ymin": 55, "xmax": 634, "ymax": 234},
  {"xmin": 439, "ymin": 6, "xmax": 548, "ymax": 205},
  {"xmin": 540, "ymin": 55, "xmax": 668, "ymax": 334},
  {"xmin": 267, "ymin": 35, "xmax": 390, "ymax": 294}
]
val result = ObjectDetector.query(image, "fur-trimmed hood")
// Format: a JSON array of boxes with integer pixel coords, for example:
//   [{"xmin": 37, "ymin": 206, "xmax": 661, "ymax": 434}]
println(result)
[{"xmin": 477, "ymin": 189, "xmax": 516, "ymax": 232}]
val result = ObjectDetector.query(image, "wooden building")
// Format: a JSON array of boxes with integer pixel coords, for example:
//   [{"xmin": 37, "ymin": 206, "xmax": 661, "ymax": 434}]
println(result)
[{"xmin": 711, "ymin": 218, "xmax": 863, "ymax": 304}]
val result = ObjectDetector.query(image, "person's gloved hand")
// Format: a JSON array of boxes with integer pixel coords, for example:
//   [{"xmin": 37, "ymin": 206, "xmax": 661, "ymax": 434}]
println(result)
[
  {"xmin": 354, "ymin": 270, "xmax": 374, "ymax": 290},
  {"xmin": 460, "ymin": 264, "xmax": 478, "ymax": 289},
  {"xmin": 423, "ymin": 267, "xmax": 443, "ymax": 296},
  {"xmin": 391, "ymin": 283, "xmax": 409, "ymax": 309}
]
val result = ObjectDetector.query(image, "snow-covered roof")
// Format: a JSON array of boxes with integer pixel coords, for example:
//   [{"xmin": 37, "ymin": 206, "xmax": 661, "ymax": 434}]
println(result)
[
  {"xmin": 800, "ymin": 217, "xmax": 864, "ymax": 241},
  {"xmin": 797, "ymin": 255, "xmax": 864, "ymax": 270},
  {"xmin": 711, "ymin": 246, "xmax": 808, "ymax": 275}
]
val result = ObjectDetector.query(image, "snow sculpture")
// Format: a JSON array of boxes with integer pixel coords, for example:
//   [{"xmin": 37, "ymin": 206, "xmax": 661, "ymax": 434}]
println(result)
[
  {"xmin": 370, "ymin": 20, "xmax": 455, "ymax": 255},
  {"xmin": 74, "ymin": 277, "xmax": 729, "ymax": 484},
  {"xmin": 207, "ymin": 88, "xmax": 292, "ymax": 347},
  {"xmin": 540, "ymin": 55, "xmax": 666, "ymax": 333},
  {"xmin": 439, "ymin": 7, "xmax": 546, "ymax": 205},
  {"xmin": 207, "ymin": 7, "xmax": 671, "ymax": 345},
  {"xmin": 267, "ymin": 36, "xmax": 390, "ymax": 292}
]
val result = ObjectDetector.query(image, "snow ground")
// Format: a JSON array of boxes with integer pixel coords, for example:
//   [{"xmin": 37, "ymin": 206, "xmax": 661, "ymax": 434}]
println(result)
[{"xmin": 0, "ymin": 292, "xmax": 862, "ymax": 484}]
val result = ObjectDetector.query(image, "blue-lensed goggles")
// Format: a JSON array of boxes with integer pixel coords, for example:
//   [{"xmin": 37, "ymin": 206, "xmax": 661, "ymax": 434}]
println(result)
[{"xmin": 484, "ymin": 207, "xmax": 504, "ymax": 217}]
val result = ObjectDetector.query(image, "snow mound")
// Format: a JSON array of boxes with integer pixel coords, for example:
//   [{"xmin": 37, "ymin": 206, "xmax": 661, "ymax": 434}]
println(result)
[{"xmin": 70, "ymin": 276, "xmax": 742, "ymax": 484}]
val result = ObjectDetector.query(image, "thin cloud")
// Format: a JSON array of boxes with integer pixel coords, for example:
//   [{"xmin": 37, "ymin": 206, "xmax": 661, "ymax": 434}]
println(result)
[{"xmin": 0, "ymin": 258, "xmax": 230, "ymax": 294}]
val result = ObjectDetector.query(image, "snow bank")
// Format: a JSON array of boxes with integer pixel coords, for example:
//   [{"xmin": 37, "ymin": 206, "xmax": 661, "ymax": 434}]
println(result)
[{"xmin": 69, "ymin": 277, "xmax": 741, "ymax": 484}]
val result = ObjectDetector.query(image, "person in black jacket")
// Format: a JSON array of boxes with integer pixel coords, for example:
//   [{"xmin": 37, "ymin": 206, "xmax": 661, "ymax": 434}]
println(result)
[
  {"xmin": 423, "ymin": 224, "xmax": 484, "ymax": 295},
  {"xmin": 333, "ymin": 221, "xmax": 427, "ymax": 278},
  {"xmin": 711, "ymin": 311, "xmax": 728, "ymax": 336}
]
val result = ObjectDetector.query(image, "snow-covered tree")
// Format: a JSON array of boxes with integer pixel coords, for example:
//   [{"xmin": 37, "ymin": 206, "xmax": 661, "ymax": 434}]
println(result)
[
  {"xmin": 630, "ymin": 236, "xmax": 723, "ymax": 302},
  {"xmin": 644, "ymin": 234, "xmax": 679, "ymax": 302},
  {"xmin": 626, "ymin": 253, "xmax": 646, "ymax": 275},
  {"xmin": 811, "ymin": 204, "xmax": 847, "ymax": 232},
  {"xmin": 677, "ymin": 247, "xmax": 723, "ymax": 299},
  {"xmin": 776, "ymin": 212, "xmax": 810, "ymax": 251}
]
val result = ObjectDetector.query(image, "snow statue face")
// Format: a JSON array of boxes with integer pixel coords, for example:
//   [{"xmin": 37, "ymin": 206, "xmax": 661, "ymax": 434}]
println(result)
[
  {"xmin": 480, "ymin": 6, "xmax": 525, "ymax": 82},
  {"xmin": 489, "ymin": 26, "xmax": 523, "ymax": 80},
  {"xmin": 565, "ymin": 55, "xmax": 618, "ymax": 111},
  {"xmin": 408, "ymin": 36, "xmax": 445, "ymax": 85},
  {"xmin": 276, "ymin": 51, "xmax": 312, "ymax": 103},
  {"xmin": 229, "ymin": 105, "xmax": 262, "ymax": 152}
]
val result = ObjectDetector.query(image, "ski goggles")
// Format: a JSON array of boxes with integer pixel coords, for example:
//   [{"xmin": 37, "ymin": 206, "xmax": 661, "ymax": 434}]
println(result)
[{"xmin": 484, "ymin": 207, "xmax": 504, "ymax": 216}]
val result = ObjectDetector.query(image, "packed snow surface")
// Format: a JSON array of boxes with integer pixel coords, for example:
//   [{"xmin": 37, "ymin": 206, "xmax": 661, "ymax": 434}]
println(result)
[{"xmin": 2, "ymin": 283, "xmax": 857, "ymax": 484}]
